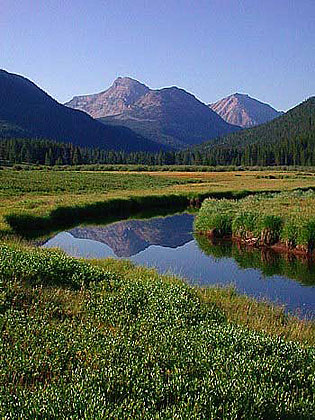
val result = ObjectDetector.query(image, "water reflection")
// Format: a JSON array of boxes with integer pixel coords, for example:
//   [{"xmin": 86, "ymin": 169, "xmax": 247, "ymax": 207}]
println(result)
[
  {"xmin": 43, "ymin": 212, "xmax": 315, "ymax": 317},
  {"xmin": 195, "ymin": 234, "xmax": 315, "ymax": 287},
  {"xmin": 69, "ymin": 213, "xmax": 194, "ymax": 257}
]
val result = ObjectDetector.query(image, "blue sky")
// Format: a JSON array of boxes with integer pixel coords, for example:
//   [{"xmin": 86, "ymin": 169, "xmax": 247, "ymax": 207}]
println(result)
[{"xmin": 1, "ymin": 0, "xmax": 314, "ymax": 110}]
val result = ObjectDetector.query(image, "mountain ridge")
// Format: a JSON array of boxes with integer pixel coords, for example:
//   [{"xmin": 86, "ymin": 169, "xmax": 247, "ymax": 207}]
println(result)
[
  {"xmin": 189, "ymin": 96, "xmax": 315, "ymax": 166},
  {"xmin": 209, "ymin": 93, "xmax": 283, "ymax": 128},
  {"xmin": 66, "ymin": 77, "xmax": 241, "ymax": 149},
  {"xmin": 66, "ymin": 77, "xmax": 150, "ymax": 118},
  {"xmin": 0, "ymin": 70, "xmax": 165, "ymax": 152}
]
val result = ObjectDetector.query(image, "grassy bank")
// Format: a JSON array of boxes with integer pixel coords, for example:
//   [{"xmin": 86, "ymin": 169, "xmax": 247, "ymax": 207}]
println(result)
[
  {"xmin": 194, "ymin": 190, "xmax": 315, "ymax": 254},
  {"xmin": 1, "ymin": 168, "xmax": 315, "ymax": 418},
  {"xmin": 0, "ymin": 169, "xmax": 199, "ymax": 236},
  {"xmin": 0, "ymin": 242, "xmax": 314, "ymax": 419},
  {"xmin": 97, "ymin": 259, "xmax": 315, "ymax": 346},
  {"xmin": 1, "ymin": 168, "xmax": 315, "ymax": 238},
  {"xmin": 5, "ymin": 191, "xmax": 255, "ymax": 239}
]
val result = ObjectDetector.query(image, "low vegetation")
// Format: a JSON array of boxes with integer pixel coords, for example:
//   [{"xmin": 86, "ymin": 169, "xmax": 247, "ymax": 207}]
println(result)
[
  {"xmin": 0, "ymin": 169, "xmax": 195, "ymax": 196},
  {"xmin": 1, "ymin": 168, "xmax": 315, "ymax": 237},
  {"xmin": 0, "ymin": 243, "xmax": 314, "ymax": 419},
  {"xmin": 0, "ymin": 169, "xmax": 315, "ymax": 417},
  {"xmin": 195, "ymin": 190, "xmax": 315, "ymax": 254}
]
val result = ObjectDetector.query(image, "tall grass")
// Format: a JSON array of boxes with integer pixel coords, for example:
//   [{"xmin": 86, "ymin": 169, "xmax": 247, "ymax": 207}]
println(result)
[
  {"xmin": 1, "ymin": 168, "xmax": 315, "ymax": 237},
  {"xmin": 195, "ymin": 190, "xmax": 315, "ymax": 253},
  {"xmin": 0, "ymin": 169, "xmax": 196, "ymax": 196}
]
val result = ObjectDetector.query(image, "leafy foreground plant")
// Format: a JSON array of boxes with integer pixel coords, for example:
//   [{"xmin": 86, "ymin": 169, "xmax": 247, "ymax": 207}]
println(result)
[{"xmin": 0, "ymin": 244, "xmax": 314, "ymax": 419}]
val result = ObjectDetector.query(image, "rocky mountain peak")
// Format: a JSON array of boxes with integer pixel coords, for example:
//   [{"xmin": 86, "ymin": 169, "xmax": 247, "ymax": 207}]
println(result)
[
  {"xmin": 0, "ymin": 69, "xmax": 163, "ymax": 152},
  {"xmin": 112, "ymin": 76, "xmax": 148, "ymax": 89},
  {"xmin": 233, "ymin": 92, "xmax": 248, "ymax": 98},
  {"xmin": 209, "ymin": 93, "xmax": 282, "ymax": 128},
  {"xmin": 65, "ymin": 76, "xmax": 150, "ymax": 118},
  {"xmin": 65, "ymin": 77, "xmax": 240, "ymax": 148}
]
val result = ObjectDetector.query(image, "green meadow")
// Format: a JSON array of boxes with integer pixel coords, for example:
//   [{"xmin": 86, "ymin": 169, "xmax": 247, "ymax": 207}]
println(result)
[{"xmin": 0, "ymin": 168, "xmax": 315, "ymax": 419}]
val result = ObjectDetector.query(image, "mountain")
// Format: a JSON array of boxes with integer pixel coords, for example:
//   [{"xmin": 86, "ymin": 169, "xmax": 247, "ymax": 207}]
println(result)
[
  {"xmin": 0, "ymin": 70, "xmax": 165, "ymax": 152},
  {"xmin": 66, "ymin": 77, "xmax": 150, "ymax": 118},
  {"xmin": 65, "ymin": 77, "xmax": 240, "ymax": 149},
  {"xmin": 211, "ymin": 96, "xmax": 315, "ymax": 148},
  {"xmin": 209, "ymin": 93, "xmax": 283, "ymax": 128},
  {"xmin": 190, "ymin": 97, "xmax": 315, "ymax": 166}
]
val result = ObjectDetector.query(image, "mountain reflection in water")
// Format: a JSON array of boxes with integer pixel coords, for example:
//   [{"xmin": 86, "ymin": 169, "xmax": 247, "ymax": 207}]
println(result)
[
  {"xmin": 43, "ymin": 212, "xmax": 315, "ymax": 318},
  {"xmin": 69, "ymin": 214, "xmax": 194, "ymax": 257}
]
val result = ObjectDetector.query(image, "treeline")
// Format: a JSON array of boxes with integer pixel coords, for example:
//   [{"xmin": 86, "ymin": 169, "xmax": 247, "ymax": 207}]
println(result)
[
  {"xmin": 0, "ymin": 132, "xmax": 314, "ymax": 167},
  {"xmin": 196, "ymin": 132, "xmax": 315, "ymax": 166}
]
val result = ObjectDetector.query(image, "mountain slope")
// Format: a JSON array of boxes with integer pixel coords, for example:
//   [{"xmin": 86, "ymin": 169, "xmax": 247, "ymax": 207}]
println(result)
[
  {"xmin": 66, "ymin": 77, "xmax": 150, "ymax": 118},
  {"xmin": 188, "ymin": 97, "xmax": 315, "ymax": 166},
  {"xmin": 209, "ymin": 93, "xmax": 282, "ymax": 128},
  {"xmin": 210, "ymin": 96, "xmax": 315, "ymax": 148},
  {"xmin": 66, "ymin": 77, "xmax": 240, "ymax": 149},
  {"xmin": 0, "ymin": 70, "xmax": 165, "ymax": 152}
]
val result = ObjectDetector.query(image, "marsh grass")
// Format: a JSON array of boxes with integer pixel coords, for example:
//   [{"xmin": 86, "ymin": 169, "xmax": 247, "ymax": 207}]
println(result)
[
  {"xmin": 195, "ymin": 190, "xmax": 315, "ymax": 251},
  {"xmin": 0, "ymin": 169, "xmax": 315, "ymax": 417},
  {"xmin": 1, "ymin": 168, "xmax": 315, "ymax": 236},
  {"xmin": 199, "ymin": 286, "xmax": 315, "ymax": 347},
  {"xmin": 0, "ymin": 169, "xmax": 199, "ymax": 196},
  {"xmin": 4, "ymin": 190, "xmax": 254, "ymax": 238},
  {"xmin": 93, "ymin": 258, "xmax": 315, "ymax": 345}
]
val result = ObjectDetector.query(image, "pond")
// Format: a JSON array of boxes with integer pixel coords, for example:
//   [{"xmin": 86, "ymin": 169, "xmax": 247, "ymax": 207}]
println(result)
[{"xmin": 43, "ymin": 212, "xmax": 315, "ymax": 318}]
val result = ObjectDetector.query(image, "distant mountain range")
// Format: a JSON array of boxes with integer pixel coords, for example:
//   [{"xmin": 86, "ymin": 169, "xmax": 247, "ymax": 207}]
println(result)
[
  {"xmin": 0, "ymin": 70, "xmax": 165, "ymax": 152},
  {"xmin": 65, "ymin": 77, "xmax": 240, "ymax": 149},
  {"xmin": 0, "ymin": 68, "xmax": 312, "ymax": 161},
  {"xmin": 212, "ymin": 96, "xmax": 315, "ymax": 148},
  {"xmin": 209, "ymin": 93, "xmax": 283, "ymax": 128}
]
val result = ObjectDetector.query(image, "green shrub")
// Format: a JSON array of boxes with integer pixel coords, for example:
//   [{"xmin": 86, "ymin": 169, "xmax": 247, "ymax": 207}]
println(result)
[
  {"xmin": 194, "ymin": 199, "xmax": 236, "ymax": 236},
  {"xmin": 0, "ymin": 244, "xmax": 115, "ymax": 290}
]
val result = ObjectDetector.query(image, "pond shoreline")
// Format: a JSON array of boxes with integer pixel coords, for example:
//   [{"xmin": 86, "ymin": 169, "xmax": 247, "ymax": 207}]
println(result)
[{"xmin": 199, "ymin": 230, "xmax": 315, "ymax": 259}]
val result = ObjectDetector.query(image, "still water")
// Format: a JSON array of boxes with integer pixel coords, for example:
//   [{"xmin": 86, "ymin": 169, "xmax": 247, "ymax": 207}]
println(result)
[{"xmin": 43, "ymin": 213, "xmax": 315, "ymax": 318}]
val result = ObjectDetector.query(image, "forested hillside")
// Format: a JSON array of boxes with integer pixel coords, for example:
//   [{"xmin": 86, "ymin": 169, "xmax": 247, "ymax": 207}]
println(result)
[
  {"xmin": 0, "ymin": 70, "xmax": 165, "ymax": 152},
  {"xmin": 190, "ymin": 96, "xmax": 315, "ymax": 166},
  {"xmin": 209, "ymin": 97, "xmax": 315, "ymax": 148},
  {"xmin": 1, "ymin": 98, "xmax": 314, "ymax": 167}
]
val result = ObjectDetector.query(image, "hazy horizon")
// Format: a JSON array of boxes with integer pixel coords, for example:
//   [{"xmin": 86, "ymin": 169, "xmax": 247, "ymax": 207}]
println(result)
[{"xmin": 1, "ymin": 0, "xmax": 314, "ymax": 111}]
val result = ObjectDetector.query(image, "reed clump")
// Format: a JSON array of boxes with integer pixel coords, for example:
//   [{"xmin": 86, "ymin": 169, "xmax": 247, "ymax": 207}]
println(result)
[{"xmin": 195, "ymin": 190, "xmax": 315, "ymax": 254}]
